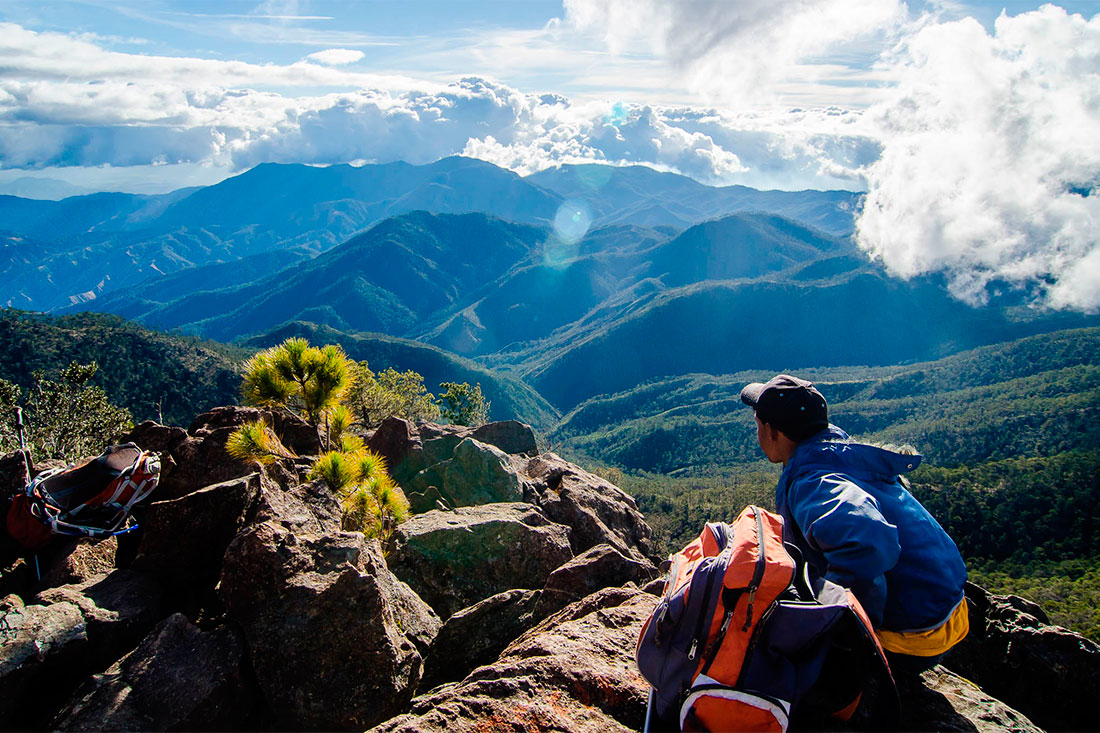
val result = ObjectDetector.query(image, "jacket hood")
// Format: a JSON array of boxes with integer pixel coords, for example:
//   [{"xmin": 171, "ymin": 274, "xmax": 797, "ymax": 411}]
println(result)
[{"xmin": 787, "ymin": 425, "xmax": 922, "ymax": 479}]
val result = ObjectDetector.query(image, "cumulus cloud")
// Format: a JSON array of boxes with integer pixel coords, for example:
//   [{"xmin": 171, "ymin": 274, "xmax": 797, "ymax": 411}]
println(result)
[
  {"xmin": 0, "ymin": 23, "xmax": 848, "ymax": 188},
  {"xmin": 305, "ymin": 48, "xmax": 365, "ymax": 66},
  {"xmin": 857, "ymin": 6, "xmax": 1100, "ymax": 312},
  {"xmin": 567, "ymin": 0, "xmax": 1100, "ymax": 312},
  {"xmin": 563, "ymin": 0, "xmax": 908, "ymax": 105}
]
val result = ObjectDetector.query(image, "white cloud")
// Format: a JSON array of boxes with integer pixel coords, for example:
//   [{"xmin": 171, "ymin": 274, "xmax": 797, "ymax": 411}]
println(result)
[
  {"xmin": 562, "ymin": 0, "xmax": 909, "ymax": 106},
  {"xmin": 305, "ymin": 48, "xmax": 365, "ymax": 66},
  {"xmin": 857, "ymin": 5, "xmax": 1100, "ymax": 312},
  {"xmin": 0, "ymin": 22, "xmax": 860, "ymax": 190},
  {"xmin": 565, "ymin": 0, "xmax": 1100, "ymax": 312}
]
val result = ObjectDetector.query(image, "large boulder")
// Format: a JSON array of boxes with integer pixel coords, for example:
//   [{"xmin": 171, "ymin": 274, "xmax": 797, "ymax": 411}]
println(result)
[
  {"xmin": 132, "ymin": 472, "xmax": 263, "ymax": 593},
  {"xmin": 405, "ymin": 438, "xmax": 524, "ymax": 513},
  {"xmin": 368, "ymin": 419, "xmax": 539, "ymax": 513},
  {"xmin": 944, "ymin": 582, "xmax": 1100, "ymax": 732},
  {"xmin": 0, "ymin": 594, "xmax": 88, "ymax": 730},
  {"xmin": 219, "ymin": 517, "xmax": 440, "ymax": 730},
  {"xmin": 388, "ymin": 503, "xmax": 573, "ymax": 619},
  {"xmin": 538, "ymin": 543, "xmax": 659, "ymax": 616},
  {"xmin": 53, "ymin": 614, "xmax": 254, "ymax": 731},
  {"xmin": 523, "ymin": 453, "xmax": 655, "ymax": 563},
  {"xmin": 419, "ymin": 588, "xmax": 544, "ymax": 692},
  {"xmin": 154, "ymin": 407, "xmax": 319, "ymax": 500},
  {"xmin": 0, "ymin": 569, "xmax": 163, "ymax": 729},
  {"xmin": 34, "ymin": 569, "xmax": 163, "ymax": 668},
  {"xmin": 373, "ymin": 586, "xmax": 655, "ymax": 733},
  {"xmin": 901, "ymin": 667, "xmax": 1041, "ymax": 732}
]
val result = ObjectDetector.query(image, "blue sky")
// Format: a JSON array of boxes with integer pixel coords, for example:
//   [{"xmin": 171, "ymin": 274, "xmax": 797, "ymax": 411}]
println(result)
[{"xmin": 1, "ymin": 1, "xmax": 1099, "ymax": 311}]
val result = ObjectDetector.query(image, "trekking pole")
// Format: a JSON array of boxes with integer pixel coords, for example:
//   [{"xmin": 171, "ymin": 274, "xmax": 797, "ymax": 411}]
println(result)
[
  {"xmin": 14, "ymin": 406, "xmax": 31, "ymax": 486},
  {"xmin": 644, "ymin": 687, "xmax": 655, "ymax": 733},
  {"xmin": 14, "ymin": 406, "xmax": 42, "ymax": 585}
]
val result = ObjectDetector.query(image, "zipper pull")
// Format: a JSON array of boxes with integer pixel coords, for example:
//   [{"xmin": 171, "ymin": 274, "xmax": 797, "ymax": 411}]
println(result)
[
  {"xmin": 742, "ymin": 587, "xmax": 758, "ymax": 631},
  {"xmin": 687, "ymin": 639, "xmax": 698, "ymax": 660},
  {"xmin": 702, "ymin": 609, "xmax": 734, "ymax": 664}
]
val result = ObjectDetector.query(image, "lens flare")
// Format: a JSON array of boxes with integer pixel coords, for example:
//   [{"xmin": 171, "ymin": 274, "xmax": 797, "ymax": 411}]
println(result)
[{"xmin": 553, "ymin": 199, "xmax": 592, "ymax": 245}]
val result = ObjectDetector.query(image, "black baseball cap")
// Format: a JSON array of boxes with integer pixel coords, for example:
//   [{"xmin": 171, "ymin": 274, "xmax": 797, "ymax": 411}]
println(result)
[{"xmin": 740, "ymin": 374, "xmax": 828, "ymax": 442}]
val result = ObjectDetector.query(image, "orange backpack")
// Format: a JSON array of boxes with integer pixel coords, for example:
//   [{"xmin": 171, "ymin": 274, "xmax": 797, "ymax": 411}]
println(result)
[{"xmin": 636, "ymin": 505, "xmax": 896, "ymax": 731}]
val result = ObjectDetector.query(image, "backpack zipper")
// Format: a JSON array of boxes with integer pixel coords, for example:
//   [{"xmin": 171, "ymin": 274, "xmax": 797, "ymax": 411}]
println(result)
[
  {"xmin": 688, "ymin": 524, "xmax": 731, "ymax": 660},
  {"xmin": 742, "ymin": 506, "xmax": 767, "ymax": 631}
]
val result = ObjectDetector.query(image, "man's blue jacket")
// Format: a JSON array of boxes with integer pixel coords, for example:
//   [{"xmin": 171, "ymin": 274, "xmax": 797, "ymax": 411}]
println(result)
[{"xmin": 776, "ymin": 425, "xmax": 967, "ymax": 632}]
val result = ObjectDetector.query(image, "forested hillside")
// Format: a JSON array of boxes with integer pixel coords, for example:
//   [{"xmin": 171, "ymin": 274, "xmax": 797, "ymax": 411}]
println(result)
[{"xmin": 0, "ymin": 310, "xmax": 244, "ymax": 425}]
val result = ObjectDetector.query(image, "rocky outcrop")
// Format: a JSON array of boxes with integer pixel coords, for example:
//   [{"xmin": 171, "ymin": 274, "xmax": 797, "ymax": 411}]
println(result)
[
  {"xmin": 0, "ymin": 593, "xmax": 88, "ymax": 730},
  {"xmin": 0, "ymin": 414, "xmax": 1088, "ymax": 733},
  {"xmin": 420, "ymin": 588, "xmax": 544, "ymax": 691},
  {"xmin": 388, "ymin": 503, "xmax": 572, "ymax": 619},
  {"xmin": 539, "ymin": 543, "xmax": 658, "ymax": 615},
  {"xmin": 53, "ymin": 614, "xmax": 253, "ymax": 731},
  {"xmin": 136, "ymin": 407, "xmax": 319, "ymax": 500},
  {"xmin": 901, "ymin": 667, "xmax": 1041, "ymax": 732},
  {"xmin": 373, "ymin": 587, "xmax": 654, "ymax": 733},
  {"xmin": 944, "ymin": 582, "xmax": 1100, "ymax": 732},
  {"xmin": 405, "ymin": 437, "xmax": 525, "ymax": 512},
  {"xmin": 132, "ymin": 473, "xmax": 262, "ymax": 594},
  {"xmin": 368, "ymin": 419, "xmax": 654, "ymax": 563},
  {"xmin": 523, "ymin": 452, "xmax": 654, "ymax": 563},
  {"xmin": 219, "ymin": 478, "xmax": 441, "ymax": 731}
]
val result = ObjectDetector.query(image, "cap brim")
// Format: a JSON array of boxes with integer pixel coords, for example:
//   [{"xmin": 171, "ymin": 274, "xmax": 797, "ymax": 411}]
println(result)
[{"xmin": 740, "ymin": 382, "xmax": 766, "ymax": 407}]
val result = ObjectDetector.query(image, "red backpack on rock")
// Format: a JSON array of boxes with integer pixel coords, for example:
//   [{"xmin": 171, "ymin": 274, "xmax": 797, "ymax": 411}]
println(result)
[
  {"xmin": 5, "ymin": 443, "xmax": 160, "ymax": 550},
  {"xmin": 636, "ymin": 505, "xmax": 897, "ymax": 732}
]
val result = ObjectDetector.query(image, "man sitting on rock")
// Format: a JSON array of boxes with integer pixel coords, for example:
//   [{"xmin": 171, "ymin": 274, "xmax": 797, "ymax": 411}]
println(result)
[{"xmin": 740, "ymin": 374, "xmax": 970, "ymax": 675}]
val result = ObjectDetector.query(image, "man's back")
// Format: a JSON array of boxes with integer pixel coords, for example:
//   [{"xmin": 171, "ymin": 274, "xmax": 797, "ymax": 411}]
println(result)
[{"xmin": 777, "ymin": 425, "xmax": 968, "ymax": 632}]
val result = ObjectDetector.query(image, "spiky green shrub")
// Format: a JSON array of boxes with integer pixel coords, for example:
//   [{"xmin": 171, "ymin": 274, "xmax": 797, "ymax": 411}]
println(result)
[
  {"xmin": 309, "ymin": 450, "xmax": 358, "ymax": 493},
  {"xmin": 226, "ymin": 419, "xmax": 294, "ymax": 465},
  {"xmin": 240, "ymin": 338, "xmax": 354, "ymax": 428},
  {"xmin": 309, "ymin": 447, "xmax": 408, "ymax": 540}
]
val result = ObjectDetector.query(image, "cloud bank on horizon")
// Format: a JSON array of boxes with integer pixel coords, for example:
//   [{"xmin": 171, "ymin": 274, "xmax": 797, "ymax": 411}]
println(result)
[
  {"xmin": 566, "ymin": 0, "xmax": 1100, "ymax": 312},
  {"xmin": 0, "ymin": 1, "xmax": 1098, "ymax": 311}
]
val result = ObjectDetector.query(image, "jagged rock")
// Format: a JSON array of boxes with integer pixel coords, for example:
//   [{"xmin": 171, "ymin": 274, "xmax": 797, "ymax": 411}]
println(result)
[
  {"xmin": 120, "ymin": 421, "xmax": 187, "ymax": 480},
  {"xmin": 372, "ymin": 586, "xmax": 654, "ymax": 733},
  {"xmin": 156, "ymin": 406, "xmax": 319, "ymax": 500},
  {"xmin": 420, "ymin": 588, "xmax": 544, "ymax": 692},
  {"xmin": 132, "ymin": 472, "xmax": 263, "ymax": 591},
  {"xmin": 405, "ymin": 438, "xmax": 524, "ymax": 513},
  {"xmin": 523, "ymin": 452, "xmax": 655, "ymax": 563},
  {"xmin": 470, "ymin": 420, "xmax": 539, "ymax": 456},
  {"xmin": 189, "ymin": 406, "xmax": 320, "ymax": 457},
  {"xmin": 53, "ymin": 613, "xmax": 253, "ymax": 731},
  {"xmin": 388, "ymin": 503, "xmax": 573, "ymax": 619},
  {"xmin": 219, "ymin": 519, "xmax": 440, "ymax": 730},
  {"xmin": 0, "ymin": 593, "xmax": 88, "ymax": 729},
  {"xmin": 944, "ymin": 582, "xmax": 1100, "ymax": 732},
  {"xmin": 368, "ymin": 418, "xmax": 538, "ymax": 513},
  {"xmin": 367, "ymin": 417, "xmax": 423, "ymax": 471},
  {"xmin": 419, "ymin": 545, "xmax": 658, "ymax": 692},
  {"xmin": 37, "ymin": 537, "xmax": 119, "ymax": 590},
  {"xmin": 538, "ymin": 543, "xmax": 659, "ymax": 616},
  {"xmin": 34, "ymin": 569, "xmax": 163, "ymax": 667},
  {"xmin": 900, "ymin": 667, "xmax": 1041, "ymax": 732}
]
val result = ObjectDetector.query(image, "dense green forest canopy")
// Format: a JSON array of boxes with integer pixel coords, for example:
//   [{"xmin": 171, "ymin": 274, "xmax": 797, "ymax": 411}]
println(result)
[{"xmin": 0, "ymin": 310, "xmax": 245, "ymax": 426}]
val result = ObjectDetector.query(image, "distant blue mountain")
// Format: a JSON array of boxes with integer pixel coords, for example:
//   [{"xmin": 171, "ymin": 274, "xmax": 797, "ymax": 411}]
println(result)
[
  {"xmin": 67, "ymin": 207, "xmax": 1098, "ymax": 411},
  {"xmin": 3, "ymin": 157, "xmax": 861, "ymax": 311},
  {"xmin": 526, "ymin": 164, "xmax": 861, "ymax": 236},
  {"xmin": 2, "ymin": 157, "xmax": 562, "ymax": 311}
]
